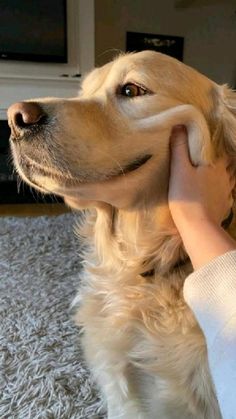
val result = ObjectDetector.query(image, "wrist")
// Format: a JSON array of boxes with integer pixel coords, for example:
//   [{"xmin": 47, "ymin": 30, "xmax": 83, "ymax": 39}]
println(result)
[
  {"xmin": 175, "ymin": 217, "xmax": 236, "ymax": 270},
  {"xmin": 171, "ymin": 207, "xmax": 213, "ymax": 236}
]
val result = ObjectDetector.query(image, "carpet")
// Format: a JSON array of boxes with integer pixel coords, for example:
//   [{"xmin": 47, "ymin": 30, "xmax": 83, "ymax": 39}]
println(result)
[{"xmin": 0, "ymin": 213, "xmax": 104, "ymax": 419}]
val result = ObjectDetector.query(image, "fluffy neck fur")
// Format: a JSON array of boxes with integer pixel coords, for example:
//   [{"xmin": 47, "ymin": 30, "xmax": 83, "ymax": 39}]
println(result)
[{"xmin": 78, "ymin": 204, "xmax": 189, "ymax": 279}]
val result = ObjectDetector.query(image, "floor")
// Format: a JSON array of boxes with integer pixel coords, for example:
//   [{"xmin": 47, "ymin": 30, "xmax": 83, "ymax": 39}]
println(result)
[{"xmin": 0, "ymin": 203, "xmax": 69, "ymax": 217}]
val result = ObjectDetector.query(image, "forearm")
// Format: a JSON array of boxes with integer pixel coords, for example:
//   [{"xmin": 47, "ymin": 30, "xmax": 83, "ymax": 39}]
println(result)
[{"xmin": 177, "ymin": 216, "xmax": 236, "ymax": 270}]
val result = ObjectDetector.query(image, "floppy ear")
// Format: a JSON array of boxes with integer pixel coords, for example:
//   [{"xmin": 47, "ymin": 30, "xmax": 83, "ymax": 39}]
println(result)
[{"xmin": 135, "ymin": 104, "xmax": 214, "ymax": 166}]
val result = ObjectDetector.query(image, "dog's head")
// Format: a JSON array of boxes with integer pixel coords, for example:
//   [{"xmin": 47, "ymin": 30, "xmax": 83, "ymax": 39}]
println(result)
[{"xmin": 8, "ymin": 51, "xmax": 236, "ymax": 213}]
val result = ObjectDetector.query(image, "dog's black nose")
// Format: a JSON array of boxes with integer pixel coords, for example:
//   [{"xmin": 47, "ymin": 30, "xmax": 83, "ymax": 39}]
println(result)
[{"xmin": 8, "ymin": 101, "xmax": 46, "ymax": 138}]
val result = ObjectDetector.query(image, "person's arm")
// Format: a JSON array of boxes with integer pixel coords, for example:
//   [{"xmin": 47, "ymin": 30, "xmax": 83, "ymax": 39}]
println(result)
[
  {"xmin": 168, "ymin": 126, "xmax": 236, "ymax": 419},
  {"xmin": 168, "ymin": 126, "xmax": 235, "ymax": 270}
]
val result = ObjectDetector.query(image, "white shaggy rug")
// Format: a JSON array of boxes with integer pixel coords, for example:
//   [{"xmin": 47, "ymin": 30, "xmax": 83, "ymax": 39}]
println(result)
[{"xmin": 0, "ymin": 213, "xmax": 104, "ymax": 419}]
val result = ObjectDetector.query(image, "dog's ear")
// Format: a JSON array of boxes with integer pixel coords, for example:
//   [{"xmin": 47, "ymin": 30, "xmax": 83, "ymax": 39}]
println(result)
[{"xmin": 136, "ymin": 104, "xmax": 213, "ymax": 165}]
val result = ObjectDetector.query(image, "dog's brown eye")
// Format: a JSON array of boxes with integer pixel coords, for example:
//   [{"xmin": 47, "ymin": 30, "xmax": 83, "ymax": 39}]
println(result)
[{"xmin": 120, "ymin": 83, "xmax": 147, "ymax": 98}]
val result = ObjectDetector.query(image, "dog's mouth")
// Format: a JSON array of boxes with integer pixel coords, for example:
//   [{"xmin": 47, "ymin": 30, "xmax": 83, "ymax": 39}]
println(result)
[
  {"xmin": 120, "ymin": 154, "xmax": 152, "ymax": 174},
  {"xmin": 14, "ymin": 152, "xmax": 153, "ymax": 194}
]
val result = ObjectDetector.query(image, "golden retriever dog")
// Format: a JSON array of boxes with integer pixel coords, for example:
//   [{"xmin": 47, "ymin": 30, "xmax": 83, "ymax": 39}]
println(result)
[{"xmin": 8, "ymin": 51, "xmax": 236, "ymax": 419}]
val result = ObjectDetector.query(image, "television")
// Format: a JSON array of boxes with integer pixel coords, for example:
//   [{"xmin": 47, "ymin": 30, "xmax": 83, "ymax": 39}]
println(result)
[{"xmin": 0, "ymin": 0, "xmax": 67, "ymax": 63}]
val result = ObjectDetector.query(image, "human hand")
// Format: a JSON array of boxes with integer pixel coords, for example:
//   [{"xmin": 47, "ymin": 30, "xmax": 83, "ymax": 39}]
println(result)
[{"xmin": 168, "ymin": 126, "xmax": 234, "ymax": 234}]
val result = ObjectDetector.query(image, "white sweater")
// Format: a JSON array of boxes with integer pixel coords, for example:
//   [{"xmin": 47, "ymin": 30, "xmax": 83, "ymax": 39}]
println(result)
[{"xmin": 184, "ymin": 250, "xmax": 236, "ymax": 419}]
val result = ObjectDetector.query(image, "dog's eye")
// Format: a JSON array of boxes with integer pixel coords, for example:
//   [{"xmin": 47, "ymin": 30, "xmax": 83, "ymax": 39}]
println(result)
[{"xmin": 120, "ymin": 83, "xmax": 147, "ymax": 98}]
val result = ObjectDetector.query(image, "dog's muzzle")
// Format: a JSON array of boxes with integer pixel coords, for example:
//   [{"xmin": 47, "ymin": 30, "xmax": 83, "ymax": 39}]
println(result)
[{"xmin": 8, "ymin": 101, "xmax": 47, "ymax": 140}]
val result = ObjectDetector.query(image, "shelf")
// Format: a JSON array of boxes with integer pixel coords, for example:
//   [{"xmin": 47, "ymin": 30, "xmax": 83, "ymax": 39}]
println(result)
[
  {"xmin": 0, "ymin": 73, "xmax": 81, "ymax": 82},
  {"xmin": 0, "ymin": 110, "xmax": 7, "ymax": 119},
  {"xmin": 0, "ymin": 73, "xmax": 82, "ymax": 112}
]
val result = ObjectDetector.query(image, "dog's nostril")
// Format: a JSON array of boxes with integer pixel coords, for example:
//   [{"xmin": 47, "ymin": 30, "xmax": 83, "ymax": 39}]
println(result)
[
  {"xmin": 8, "ymin": 101, "xmax": 47, "ymax": 137},
  {"xmin": 15, "ymin": 112, "xmax": 29, "ymax": 129}
]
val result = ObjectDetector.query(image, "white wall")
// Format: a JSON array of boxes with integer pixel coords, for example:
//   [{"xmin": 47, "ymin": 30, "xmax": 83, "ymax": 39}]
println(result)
[{"xmin": 95, "ymin": 0, "xmax": 236, "ymax": 86}]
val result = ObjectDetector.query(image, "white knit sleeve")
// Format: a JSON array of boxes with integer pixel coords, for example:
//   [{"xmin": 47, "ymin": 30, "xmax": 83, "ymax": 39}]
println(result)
[{"xmin": 183, "ymin": 250, "xmax": 236, "ymax": 419}]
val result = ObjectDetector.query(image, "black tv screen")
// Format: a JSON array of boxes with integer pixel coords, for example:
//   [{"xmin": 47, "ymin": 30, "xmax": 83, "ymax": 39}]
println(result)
[{"xmin": 0, "ymin": 0, "xmax": 67, "ymax": 63}]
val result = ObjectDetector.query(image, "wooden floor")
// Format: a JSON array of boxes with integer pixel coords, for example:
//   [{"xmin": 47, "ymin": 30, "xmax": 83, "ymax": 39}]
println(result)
[{"xmin": 0, "ymin": 203, "xmax": 69, "ymax": 217}]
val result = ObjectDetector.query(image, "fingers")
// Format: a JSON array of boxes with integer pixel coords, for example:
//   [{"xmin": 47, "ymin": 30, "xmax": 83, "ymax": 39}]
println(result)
[{"xmin": 170, "ymin": 125, "xmax": 192, "ymax": 170}]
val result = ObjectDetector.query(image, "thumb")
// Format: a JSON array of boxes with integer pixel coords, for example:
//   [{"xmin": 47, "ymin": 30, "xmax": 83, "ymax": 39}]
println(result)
[{"xmin": 170, "ymin": 126, "xmax": 192, "ymax": 168}]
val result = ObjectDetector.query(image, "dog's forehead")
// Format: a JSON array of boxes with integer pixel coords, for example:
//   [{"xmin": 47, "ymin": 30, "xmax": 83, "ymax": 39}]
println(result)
[
  {"xmin": 107, "ymin": 51, "xmax": 211, "ymax": 92},
  {"xmin": 81, "ymin": 51, "xmax": 178, "ymax": 95},
  {"xmin": 81, "ymin": 50, "xmax": 215, "ymax": 103},
  {"xmin": 104, "ymin": 52, "xmax": 157, "ymax": 86}
]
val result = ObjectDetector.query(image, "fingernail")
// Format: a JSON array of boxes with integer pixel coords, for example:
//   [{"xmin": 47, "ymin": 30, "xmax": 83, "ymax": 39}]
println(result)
[{"xmin": 172, "ymin": 125, "xmax": 186, "ymax": 136}]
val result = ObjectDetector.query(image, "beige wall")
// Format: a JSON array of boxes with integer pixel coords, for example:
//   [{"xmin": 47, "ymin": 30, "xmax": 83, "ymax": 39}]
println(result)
[{"xmin": 95, "ymin": 0, "xmax": 236, "ymax": 85}]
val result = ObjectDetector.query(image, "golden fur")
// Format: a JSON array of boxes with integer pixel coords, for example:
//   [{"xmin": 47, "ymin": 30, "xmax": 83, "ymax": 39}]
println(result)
[{"xmin": 9, "ymin": 51, "xmax": 236, "ymax": 418}]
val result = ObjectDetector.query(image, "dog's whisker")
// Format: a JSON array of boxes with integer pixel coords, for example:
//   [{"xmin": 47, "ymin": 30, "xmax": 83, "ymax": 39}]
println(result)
[
  {"xmin": 87, "ymin": 147, "xmax": 127, "ymax": 178},
  {"xmin": 16, "ymin": 175, "xmax": 22, "ymax": 194},
  {"xmin": 98, "ymin": 48, "xmax": 124, "ymax": 62}
]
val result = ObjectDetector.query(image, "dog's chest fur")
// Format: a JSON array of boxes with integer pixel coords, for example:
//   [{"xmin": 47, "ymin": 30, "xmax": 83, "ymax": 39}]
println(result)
[{"xmin": 74, "ymin": 208, "xmax": 221, "ymax": 419}]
